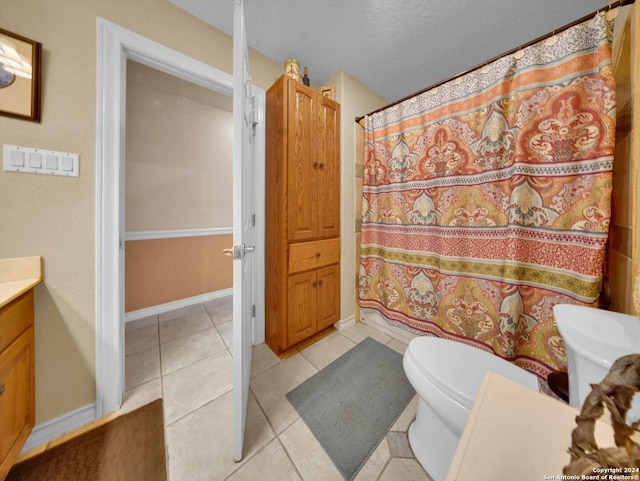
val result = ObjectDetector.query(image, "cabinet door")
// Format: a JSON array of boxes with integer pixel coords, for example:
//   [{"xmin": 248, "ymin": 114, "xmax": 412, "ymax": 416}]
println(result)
[
  {"xmin": 316, "ymin": 96, "xmax": 340, "ymax": 239},
  {"xmin": 316, "ymin": 264, "xmax": 340, "ymax": 331},
  {"xmin": 287, "ymin": 82, "xmax": 317, "ymax": 241},
  {"xmin": 287, "ymin": 270, "xmax": 317, "ymax": 345},
  {"xmin": 0, "ymin": 327, "xmax": 34, "ymax": 478}
]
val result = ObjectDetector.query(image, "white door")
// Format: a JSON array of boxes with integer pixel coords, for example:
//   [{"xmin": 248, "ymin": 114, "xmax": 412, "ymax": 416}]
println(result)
[{"xmin": 232, "ymin": 0, "xmax": 256, "ymax": 463}]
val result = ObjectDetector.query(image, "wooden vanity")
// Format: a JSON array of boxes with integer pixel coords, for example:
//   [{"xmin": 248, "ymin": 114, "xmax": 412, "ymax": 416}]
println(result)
[{"xmin": 0, "ymin": 257, "xmax": 41, "ymax": 481}]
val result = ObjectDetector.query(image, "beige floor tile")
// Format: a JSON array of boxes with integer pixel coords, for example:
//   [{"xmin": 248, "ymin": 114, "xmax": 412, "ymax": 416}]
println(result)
[
  {"xmin": 204, "ymin": 296, "xmax": 233, "ymax": 325},
  {"xmin": 387, "ymin": 431, "xmax": 414, "ymax": 458},
  {"xmin": 161, "ymin": 327, "xmax": 226, "ymax": 374},
  {"xmin": 226, "ymin": 439, "xmax": 302, "ymax": 481},
  {"xmin": 300, "ymin": 331, "xmax": 356, "ymax": 370},
  {"xmin": 279, "ymin": 418, "xmax": 343, "ymax": 481},
  {"xmin": 250, "ymin": 353, "xmax": 317, "ymax": 433},
  {"xmin": 125, "ymin": 344, "xmax": 160, "ymax": 391},
  {"xmin": 354, "ymin": 437, "xmax": 391, "ymax": 481},
  {"xmin": 166, "ymin": 390, "xmax": 274, "ymax": 481},
  {"xmin": 378, "ymin": 458, "xmax": 434, "ymax": 481},
  {"xmin": 341, "ymin": 321, "xmax": 393, "ymax": 345},
  {"xmin": 124, "ymin": 299, "xmax": 431, "ymax": 481},
  {"xmin": 391, "ymin": 394, "xmax": 418, "ymax": 432},
  {"xmin": 121, "ymin": 378, "xmax": 162, "ymax": 414},
  {"xmin": 163, "ymin": 350, "xmax": 233, "ymax": 424},
  {"xmin": 216, "ymin": 319, "xmax": 234, "ymax": 351},
  {"xmin": 125, "ymin": 322, "xmax": 159, "ymax": 356},
  {"xmin": 386, "ymin": 338, "xmax": 409, "ymax": 354},
  {"xmin": 158, "ymin": 303, "xmax": 205, "ymax": 322},
  {"xmin": 251, "ymin": 342, "xmax": 281, "ymax": 378},
  {"xmin": 159, "ymin": 309, "xmax": 214, "ymax": 344},
  {"xmin": 125, "ymin": 315, "xmax": 157, "ymax": 331}
]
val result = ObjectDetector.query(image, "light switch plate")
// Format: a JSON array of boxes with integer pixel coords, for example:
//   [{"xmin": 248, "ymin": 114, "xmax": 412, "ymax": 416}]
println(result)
[{"xmin": 3, "ymin": 144, "xmax": 79, "ymax": 177}]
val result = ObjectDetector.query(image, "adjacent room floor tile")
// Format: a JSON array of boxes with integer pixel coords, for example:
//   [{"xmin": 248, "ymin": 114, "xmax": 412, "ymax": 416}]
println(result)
[
  {"xmin": 216, "ymin": 319, "xmax": 234, "ymax": 352},
  {"xmin": 125, "ymin": 322, "xmax": 159, "ymax": 356},
  {"xmin": 204, "ymin": 296, "xmax": 233, "ymax": 325},
  {"xmin": 159, "ymin": 309, "xmax": 214, "ymax": 344},
  {"xmin": 125, "ymin": 344, "xmax": 160, "ymax": 391},
  {"xmin": 158, "ymin": 303, "xmax": 205, "ymax": 322},
  {"xmin": 160, "ymin": 326, "xmax": 226, "ymax": 374}
]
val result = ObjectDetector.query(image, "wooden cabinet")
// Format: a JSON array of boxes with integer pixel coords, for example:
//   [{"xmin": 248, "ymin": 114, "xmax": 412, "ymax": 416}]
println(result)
[
  {"xmin": 266, "ymin": 75, "xmax": 341, "ymax": 354},
  {"xmin": 0, "ymin": 290, "xmax": 36, "ymax": 481}
]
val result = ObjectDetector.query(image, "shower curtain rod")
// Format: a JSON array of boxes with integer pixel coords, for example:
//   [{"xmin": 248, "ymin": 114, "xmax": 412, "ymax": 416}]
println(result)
[{"xmin": 355, "ymin": 0, "xmax": 636, "ymax": 124}]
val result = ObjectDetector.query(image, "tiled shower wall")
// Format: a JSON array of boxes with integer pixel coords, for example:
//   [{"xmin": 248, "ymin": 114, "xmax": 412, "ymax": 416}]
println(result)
[{"xmin": 608, "ymin": 5, "xmax": 639, "ymax": 314}]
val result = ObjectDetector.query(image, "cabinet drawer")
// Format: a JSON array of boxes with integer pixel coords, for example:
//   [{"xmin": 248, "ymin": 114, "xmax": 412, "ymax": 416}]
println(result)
[
  {"xmin": 289, "ymin": 238, "xmax": 340, "ymax": 274},
  {"xmin": 0, "ymin": 290, "xmax": 34, "ymax": 354}
]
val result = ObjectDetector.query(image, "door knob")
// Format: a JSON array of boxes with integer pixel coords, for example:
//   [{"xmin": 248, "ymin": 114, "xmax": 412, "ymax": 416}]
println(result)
[{"xmin": 223, "ymin": 244, "xmax": 256, "ymax": 259}]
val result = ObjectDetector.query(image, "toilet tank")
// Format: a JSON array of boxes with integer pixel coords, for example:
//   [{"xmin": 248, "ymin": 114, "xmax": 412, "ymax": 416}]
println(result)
[{"xmin": 554, "ymin": 304, "xmax": 640, "ymax": 423}]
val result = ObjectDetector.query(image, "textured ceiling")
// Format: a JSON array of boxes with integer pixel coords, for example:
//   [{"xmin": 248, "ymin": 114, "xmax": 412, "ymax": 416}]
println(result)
[{"xmin": 169, "ymin": 0, "xmax": 608, "ymax": 103}]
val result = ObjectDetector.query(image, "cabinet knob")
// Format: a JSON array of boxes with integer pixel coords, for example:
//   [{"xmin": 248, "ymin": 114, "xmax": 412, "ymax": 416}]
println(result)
[
  {"xmin": 315, "ymin": 252, "xmax": 321, "ymax": 258},
  {"xmin": 318, "ymin": 280, "xmax": 324, "ymax": 286},
  {"xmin": 0, "ymin": 383, "xmax": 5, "ymax": 397},
  {"xmin": 318, "ymin": 162, "xmax": 325, "ymax": 170},
  {"xmin": 313, "ymin": 161, "xmax": 319, "ymax": 169}
]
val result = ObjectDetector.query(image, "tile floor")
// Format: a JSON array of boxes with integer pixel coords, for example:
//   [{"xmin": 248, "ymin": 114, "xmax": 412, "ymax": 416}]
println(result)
[{"xmin": 123, "ymin": 295, "xmax": 433, "ymax": 481}]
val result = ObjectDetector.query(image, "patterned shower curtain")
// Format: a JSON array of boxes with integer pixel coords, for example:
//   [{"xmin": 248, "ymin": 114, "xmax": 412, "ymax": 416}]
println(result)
[{"xmin": 359, "ymin": 12, "xmax": 616, "ymax": 379}]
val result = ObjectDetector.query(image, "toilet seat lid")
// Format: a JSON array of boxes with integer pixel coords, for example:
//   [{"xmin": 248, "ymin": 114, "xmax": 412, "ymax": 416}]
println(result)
[{"xmin": 406, "ymin": 337, "xmax": 539, "ymax": 408}]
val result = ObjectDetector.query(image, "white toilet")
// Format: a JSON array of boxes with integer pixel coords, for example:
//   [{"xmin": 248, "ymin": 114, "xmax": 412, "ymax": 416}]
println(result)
[{"xmin": 403, "ymin": 336, "xmax": 539, "ymax": 481}]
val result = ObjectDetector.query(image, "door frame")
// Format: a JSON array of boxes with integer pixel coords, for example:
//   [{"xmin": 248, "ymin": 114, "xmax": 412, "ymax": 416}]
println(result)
[{"xmin": 95, "ymin": 18, "xmax": 265, "ymax": 418}]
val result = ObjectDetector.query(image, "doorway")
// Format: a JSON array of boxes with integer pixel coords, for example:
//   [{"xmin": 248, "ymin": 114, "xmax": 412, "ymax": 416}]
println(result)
[
  {"xmin": 96, "ymin": 18, "xmax": 265, "ymax": 418},
  {"xmin": 124, "ymin": 60, "xmax": 234, "ymax": 316}
]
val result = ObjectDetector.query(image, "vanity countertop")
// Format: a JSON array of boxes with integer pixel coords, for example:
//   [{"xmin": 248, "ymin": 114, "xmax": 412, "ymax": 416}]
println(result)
[
  {"xmin": 446, "ymin": 371, "xmax": 617, "ymax": 481},
  {"xmin": 0, "ymin": 256, "xmax": 42, "ymax": 308}
]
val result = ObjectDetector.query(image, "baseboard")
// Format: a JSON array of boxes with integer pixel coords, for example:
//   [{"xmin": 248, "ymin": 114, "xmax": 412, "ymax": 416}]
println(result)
[
  {"xmin": 125, "ymin": 288, "xmax": 233, "ymax": 322},
  {"xmin": 333, "ymin": 315, "xmax": 356, "ymax": 331},
  {"xmin": 22, "ymin": 403, "xmax": 97, "ymax": 453},
  {"xmin": 360, "ymin": 309, "xmax": 417, "ymax": 344}
]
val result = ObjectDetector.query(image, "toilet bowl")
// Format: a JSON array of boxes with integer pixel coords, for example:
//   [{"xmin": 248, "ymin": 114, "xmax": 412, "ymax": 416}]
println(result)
[{"xmin": 403, "ymin": 337, "xmax": 539, "ymax": 481}]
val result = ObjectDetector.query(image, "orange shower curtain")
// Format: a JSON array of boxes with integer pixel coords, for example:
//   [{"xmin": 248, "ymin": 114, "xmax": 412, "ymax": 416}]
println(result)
[{"xmin": 359, "ymin": 12, "xmax": 616, "ymax": 379}]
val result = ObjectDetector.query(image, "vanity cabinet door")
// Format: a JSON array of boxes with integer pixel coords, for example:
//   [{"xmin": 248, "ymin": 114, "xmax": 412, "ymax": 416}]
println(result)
[{"xmin": 0, "ymin": 326, "xmax": 35, "ymax": 480}]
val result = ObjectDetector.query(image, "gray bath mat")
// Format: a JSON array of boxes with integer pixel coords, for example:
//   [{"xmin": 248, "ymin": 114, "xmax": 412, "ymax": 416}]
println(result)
[{"xmin": 286, "ymin": 336, "xmax": 415, "ymax": 480}]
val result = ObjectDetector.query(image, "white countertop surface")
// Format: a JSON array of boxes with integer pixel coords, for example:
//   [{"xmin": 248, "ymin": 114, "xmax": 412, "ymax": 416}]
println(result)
[
  {"xmin": 0, "ymin": 256, "xmax": 42, "ymax": 308},
  {"xmin": 446, "ymin": 371, "xmax": 618, "ymax": 481}
]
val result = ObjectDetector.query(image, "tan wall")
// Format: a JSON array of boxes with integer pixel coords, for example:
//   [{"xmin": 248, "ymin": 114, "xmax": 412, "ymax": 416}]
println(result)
[
  {"xmin": 125, "ymin": 235, "xmax": 233, "ymax": 312},
  {"xmin": 355, "ymin": 123, "xmax": 365, "ymax": 322},
  {"xmin": 324, "ymin": 71, "xmax": 385, "ymax": 323},
  {"xmin": 0, "ymin": 0, "xmax": 283, "ymax": 424},
  {"xmin": 126, "ymin": 61, "xmax": 233, "ymax": 231},
  {"xmin": 608, "ymin": 4, "xmax": 639, "ymax": 314}
]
